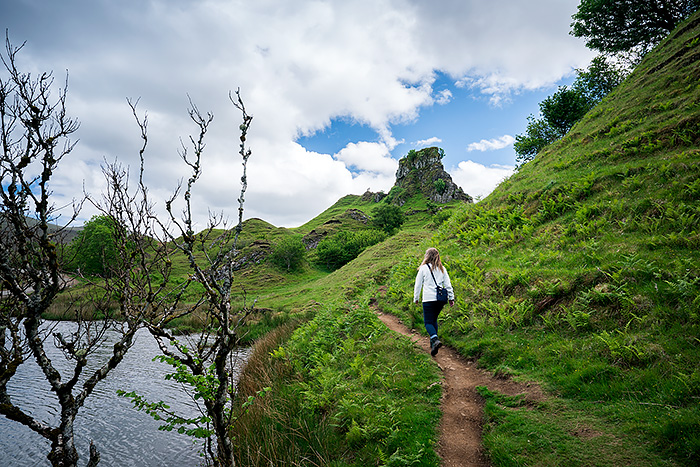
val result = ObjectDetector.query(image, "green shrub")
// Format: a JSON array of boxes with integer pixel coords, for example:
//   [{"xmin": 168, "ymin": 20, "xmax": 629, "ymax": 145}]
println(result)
[
  {"xmin": 433, "ymin": 178, "xmax": 447, "ymax": 194},
  {"xmin": 316, "ymin": 229, "xmax": 386, "ymax": 270},
  {"xmin": 270, "ymin": 235, "xmax": 306, "ymax": 271},
  {"xmin": 372, "ymin": 203, "xmax": 405, "ymax": 233}
]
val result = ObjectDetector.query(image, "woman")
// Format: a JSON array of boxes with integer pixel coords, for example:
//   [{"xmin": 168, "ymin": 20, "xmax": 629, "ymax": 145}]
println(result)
[{"xmin": 413, "ymin": 247, "xmax": 455, "ymax": 356}]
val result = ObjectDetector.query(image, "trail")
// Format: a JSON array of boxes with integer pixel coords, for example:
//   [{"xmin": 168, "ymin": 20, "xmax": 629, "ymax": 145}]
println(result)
[{"xmin": 374, "ymin": 309, "xmax": 546, "ymax": 467}]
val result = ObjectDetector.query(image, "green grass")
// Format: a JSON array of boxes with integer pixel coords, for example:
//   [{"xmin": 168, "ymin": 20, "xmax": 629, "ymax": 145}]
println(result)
[
  {"xmin": 477, "ymin": 387, "xmax": 674, "ymax": 467},
  {"xmin": 230, "ymin": 302, "xmax": 442, "ymax": 466},
  {"xmin": 295, "ymin": 194, "xmax": 379, "ymax": 234}
]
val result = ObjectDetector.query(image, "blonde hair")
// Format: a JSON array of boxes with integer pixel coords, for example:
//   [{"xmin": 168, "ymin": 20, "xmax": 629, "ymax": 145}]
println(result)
[{"xmin": 419, "ymin": 247, "xmax": 444, "ymax": 272}]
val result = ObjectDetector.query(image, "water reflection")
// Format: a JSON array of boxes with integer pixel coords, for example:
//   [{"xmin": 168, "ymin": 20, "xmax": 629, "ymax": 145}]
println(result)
[{"xmin": 0, "ymin": 322, "xmax": 250, "ymax": 466}]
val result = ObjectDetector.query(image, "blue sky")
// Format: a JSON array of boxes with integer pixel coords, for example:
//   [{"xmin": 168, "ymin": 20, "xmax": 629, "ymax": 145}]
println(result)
[
  {"xmin": 299, "ymin": 71, "xmax": 544, "ymax": 167},
  {"xmin": 2, "ymin": 0, "xmax": 594, "ymax": 227},
  {"xmin": 297, "ymin": 70, "xmax": 577, "ymax": 201}
]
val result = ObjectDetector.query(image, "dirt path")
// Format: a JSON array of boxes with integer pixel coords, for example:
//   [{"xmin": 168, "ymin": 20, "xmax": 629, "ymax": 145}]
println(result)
[{"xmin": 374, "ymin": 310, "xmax": 546, "ymax": 467}]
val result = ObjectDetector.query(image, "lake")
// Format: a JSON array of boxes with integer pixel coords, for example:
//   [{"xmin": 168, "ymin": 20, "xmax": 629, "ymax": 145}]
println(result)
[{"xmin": 0, "ymin": 322, "xmax": 250, "ymax": 466}]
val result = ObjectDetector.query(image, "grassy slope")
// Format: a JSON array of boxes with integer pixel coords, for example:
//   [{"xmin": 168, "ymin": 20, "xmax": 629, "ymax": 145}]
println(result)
[
  {"xmin": 229, "ymin": 210, "xmax": 444, "ymax": 465},
  {"xmin": 380, "ymin": 12, "xmax": 700, "ymax": 466},
  {"xmin": 230, "ymin": 191, "xmax": 455, "ymax": 310}
]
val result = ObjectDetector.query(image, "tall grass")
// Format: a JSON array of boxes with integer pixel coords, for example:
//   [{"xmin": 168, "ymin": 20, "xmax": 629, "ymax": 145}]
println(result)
[{"xmin": 231, "ymin": 303, "xmax": 442, "ymax": 466}]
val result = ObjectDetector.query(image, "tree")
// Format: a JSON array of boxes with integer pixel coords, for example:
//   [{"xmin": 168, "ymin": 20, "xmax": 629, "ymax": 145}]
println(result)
[
  {"xmin": 372, "ymin": 203, "xmax": 405, "ymax": 234},
  {"xmin": 573, "ymin": 55, "xmax": 627, "ymax": 103},
  {"xmin": 514, "ymin": 56, "xmax": 627, "ymax": 166},
  {"xmin": 100, "ymin": 91, "xmax": 257, "ymax": 467},
  {"xmin": 571, "ymin": 0, "xmax": 700, "ymax": 62},
  {"xmin": 68, "ymin": 215, "xmax": 119, "ymax": 276},
  {"xmin": 0, "ymin": 37, "xmax": 140, "ymax": 467},
  {"xmin": 514, "ymin": 88, "xmax": 592, "ymax": 166},
  {"xmin": 539, "ymin": 87, "xmax": 591, "ymax": 137},
  {"xmin": 514, "ymin": 115, "xmax": 561, "ymax": 166},
  {"xmin": 270, "ymin": 235, "xmax": 306, "ymax": 271},
  {"xmin": 1, "ymin": 34, "xmax": 258, "ymax": 467}
]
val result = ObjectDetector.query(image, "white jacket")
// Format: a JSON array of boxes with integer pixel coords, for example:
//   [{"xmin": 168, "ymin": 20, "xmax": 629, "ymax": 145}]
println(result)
[{"xmin": 413, "ymin": 263, "xmax": 454, "ymax": 303}]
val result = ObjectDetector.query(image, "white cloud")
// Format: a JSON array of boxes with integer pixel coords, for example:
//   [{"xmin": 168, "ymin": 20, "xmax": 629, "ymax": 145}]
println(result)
[
  {"xmin": 466, "ymin": 135, "xmax": 515, "ymax": 152},
  {"xmin": 450, "ymin": 160, "xmax": 515, "ymax": 200},
  {"xmin": 334, "ymin": 141, "xmax": 398, "ymax": 175},
  {"xmin": 415, "ymin": 0, "xmax": 594, "ymax": 101},
  {"xmin": 456, "ymin": 75, "xmax": 523, "ymax": 106},
  {"xmin": 435, "ymin": 89, "xmax": 452, "ymax": 105},
  {"xmin": 414, "ymin": 137, "xmax": 443, "ymax": 148},
  {"xmin": 4, "ymin": 0, "xmax": 592, "ymax": 227}
]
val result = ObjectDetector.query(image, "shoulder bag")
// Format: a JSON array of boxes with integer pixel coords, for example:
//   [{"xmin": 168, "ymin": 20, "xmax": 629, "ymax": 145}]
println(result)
[{"xmin": 428, "ymin": 264, "xmax": 448, "ymax": 304}]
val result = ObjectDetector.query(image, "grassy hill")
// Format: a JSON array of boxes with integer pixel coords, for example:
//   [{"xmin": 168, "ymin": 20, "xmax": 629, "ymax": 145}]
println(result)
[
  {"xmin": 224, "ymin": 10, "xmax": 700, "ymax": 467},
  {"xmin": 376, "ymin": 11, "xmax": 700, "ymax": 466},
  {"xmin": 212, "ymin": 167, "xmax": 464, "ymax": 311}
]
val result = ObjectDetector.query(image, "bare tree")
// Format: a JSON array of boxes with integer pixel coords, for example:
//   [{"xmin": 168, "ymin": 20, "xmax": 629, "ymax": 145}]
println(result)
[
  {"xmin": 0, "ymin": 37, "xmax": 142, "ymax": 467},
  {"xmin": 1, "ymin": 31, "xmax": 256, "ymax": 466},
  {"xmin": 149, "ymin": 91, "xmax": 256, "ymax": 467},
  {"xmin": 93, "ymin": 92, "xmax": 256, "ymax": 466}
]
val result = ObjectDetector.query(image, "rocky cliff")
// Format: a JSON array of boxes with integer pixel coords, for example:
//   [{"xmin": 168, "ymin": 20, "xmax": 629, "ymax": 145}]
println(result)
[{"xmin": 388, "ymin": 146, "xmax": 472, "ymax": 205}]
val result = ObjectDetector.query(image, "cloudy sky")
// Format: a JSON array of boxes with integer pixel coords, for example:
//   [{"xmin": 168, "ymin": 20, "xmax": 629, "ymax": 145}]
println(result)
[{"xmin": 3, "ymin": 0, "xmax": 594, "ymax": 228}]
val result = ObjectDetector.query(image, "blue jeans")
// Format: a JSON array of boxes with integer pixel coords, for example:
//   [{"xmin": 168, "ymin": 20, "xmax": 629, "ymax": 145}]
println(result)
[{"xmin": 423, "ymin": 301, "xmax": 445, "ymax": 338}]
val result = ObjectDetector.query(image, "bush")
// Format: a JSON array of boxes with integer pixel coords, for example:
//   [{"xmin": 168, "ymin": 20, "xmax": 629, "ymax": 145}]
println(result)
[
  {"xmin": 316, "ymin": 229, "xmax": 386, "ymax": 270},
  {"xmin": 434, "ymin": 179, "xmax": 447, "ymax": 194},
  {"xmin": 372, "ymin": 204, "xmax": 405, "ymax": 234},
  {"xmin": 270, "ymin": 235, "xmax": 306, "ymax": 271}
]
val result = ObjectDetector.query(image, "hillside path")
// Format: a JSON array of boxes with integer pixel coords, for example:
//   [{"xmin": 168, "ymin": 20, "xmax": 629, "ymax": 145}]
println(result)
[{"xmin": 374, "ymin": 309, "xmax": 546, "ymax": 467}]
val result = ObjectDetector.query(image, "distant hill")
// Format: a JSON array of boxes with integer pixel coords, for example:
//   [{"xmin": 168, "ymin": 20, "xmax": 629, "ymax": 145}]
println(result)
[
  {"xmin": 51, "ymin": 223, "xmax": 82, "ymax": 244},
  {"xmin": 1, "ymin": 216, "xmax": 82, "ymax": 244}
]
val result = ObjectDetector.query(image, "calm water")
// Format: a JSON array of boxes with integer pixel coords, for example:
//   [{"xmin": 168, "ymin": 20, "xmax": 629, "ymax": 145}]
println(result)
[{"xmin": 0, "ymin": 322, "xmax": 250, "ymax": 466}]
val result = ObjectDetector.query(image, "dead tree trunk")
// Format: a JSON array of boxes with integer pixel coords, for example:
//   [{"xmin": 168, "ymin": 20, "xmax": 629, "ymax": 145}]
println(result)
[{"xmin": 153, "ymin": 91, "xmax": 254, "ymax": 467}]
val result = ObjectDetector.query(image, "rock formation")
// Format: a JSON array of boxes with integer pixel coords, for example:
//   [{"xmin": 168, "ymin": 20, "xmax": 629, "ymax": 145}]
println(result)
[{"xmin": 390, "ymin": 147, "xmax": 472, "ymax": 205}]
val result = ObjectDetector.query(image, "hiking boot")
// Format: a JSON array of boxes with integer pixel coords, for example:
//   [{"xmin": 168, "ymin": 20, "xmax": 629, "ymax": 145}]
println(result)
[{"xmin": 430, "ymin": 337, "xmax": 442, "ymax": 356}]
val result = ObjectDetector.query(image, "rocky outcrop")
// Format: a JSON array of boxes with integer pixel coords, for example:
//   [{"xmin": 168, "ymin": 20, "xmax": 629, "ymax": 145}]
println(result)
[
  {"xmin": 231, "ymin": 240, "xmax": 271, "ymax": 270},
  {"xmin": 302, "ymin": 208, "xmax": 371, "ymax": 249},
  {"xmin": 345, "ymin": 208, "xmax": 370, "ymax": 224},
  {"xmin": 390, "ymin": 147, "xmax": 472, "ymax": 205},
  {"xmin": 361, "ymin": 190, "xmax": 388, "ymax": 203},
  {"xmin": 302, "ymin": 230, "xmax": 325, "ymax": 250}
]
